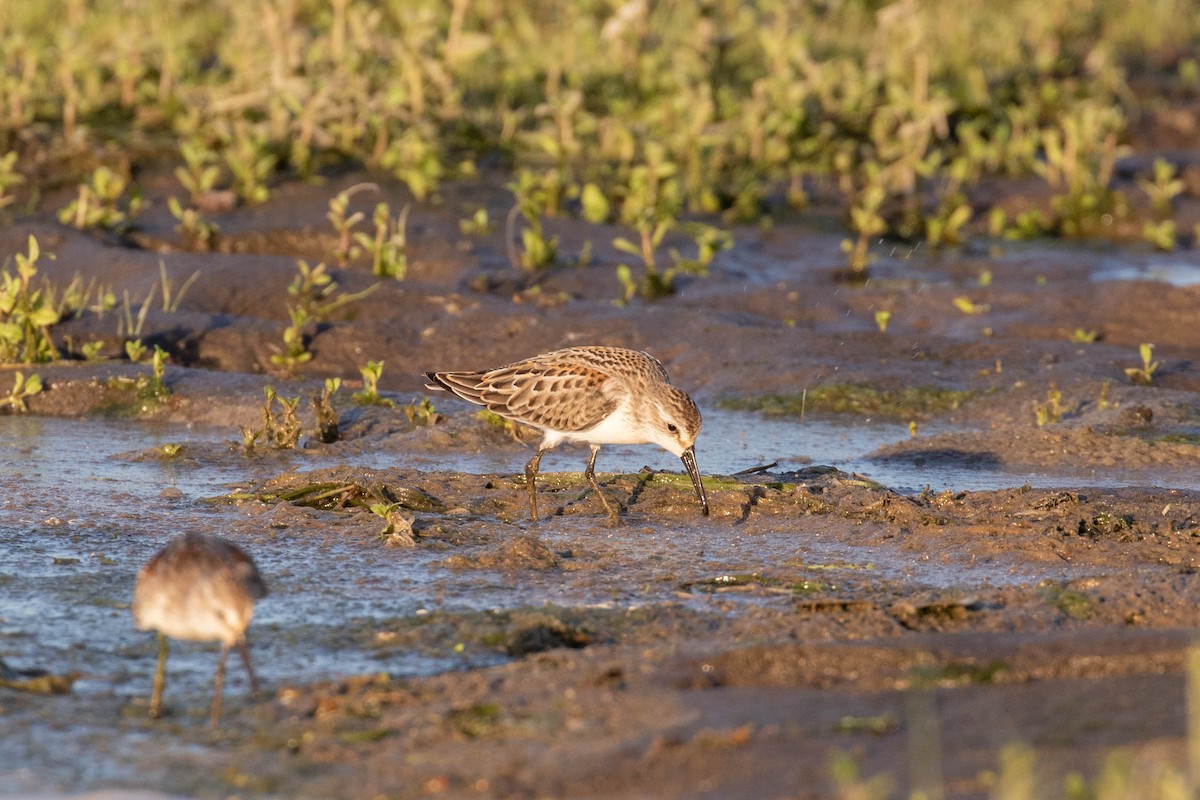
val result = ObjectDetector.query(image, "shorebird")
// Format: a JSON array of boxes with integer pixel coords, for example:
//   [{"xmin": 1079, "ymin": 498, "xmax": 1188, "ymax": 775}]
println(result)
[
  {"xmin": 425, "ymin": 346, "xmax": 708, "ymax": 523},
  {"xmin": 131, "ymin": 532, "xmax": 268, "ymax": 726}
]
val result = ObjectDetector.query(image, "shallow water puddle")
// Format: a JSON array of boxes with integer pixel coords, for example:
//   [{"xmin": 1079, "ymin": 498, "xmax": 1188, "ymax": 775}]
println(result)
[{"xmin": 0, "ymin": 410, "xmax": 1183, "ymax": 707}]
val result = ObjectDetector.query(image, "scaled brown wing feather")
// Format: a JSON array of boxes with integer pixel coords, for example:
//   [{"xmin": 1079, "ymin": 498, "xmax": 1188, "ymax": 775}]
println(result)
[{"xmin": 428, "ymin": 364, "xmax": 617, "ymax": 432}]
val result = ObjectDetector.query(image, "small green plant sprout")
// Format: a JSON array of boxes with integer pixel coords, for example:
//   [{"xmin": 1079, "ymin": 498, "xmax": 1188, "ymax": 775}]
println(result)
[
  {"xmin": 380, "ymin": 127, "xmax": 443, "ymax": 202},
  {"xmin": 125, "ymin": 339, "xmax": 147, "ymax": 363},
  {"xmin": 1097, "ymin": 379, "xmax": 1114, "ymax": 411},
  {"xmin": 843, "ymin": 182, "xmax": 886, "ymax": 274},
  {"xmin": 271, "ymin": 261, "xmax": 376, "ymax": 372},
  {"xmin": 158, "ymin": 443, "xmax": 183, "ymax": 459},
  {"xmin": 175, "ymin": 139, "xmax": 223, "ymax": 205},
  {"xmin": 311, "ymin": 377, "xmax": 341, "ymax": 444},
  {"xmin": 353, "ymin": 202, "xmax": 408, "ymax": 279},
  {"xmin": 352, "ymin": 360, "xmax": 395, "ymax": 407},
  {"xmin": 403, "ymin": 397, "xmax": 442, "ymax": 426},
  {"xmin": 507, "ymin": 170, "xmax": 560, "ymax": 273},
  {"xmin": 326, "ymin": 183, "xmax": 377, "ymax": 267},
  {"xmin": 474, "ymin": 408, "xmax": 530, "ymax": 442},
  {"xmin": 874, "ymin": 310, "xmax": 892, "ymax": 333},
  {"xmin": 1139, "ymin": 158, "xmax": 1184, "ymax": 219},
  {"xmin": 1071, "ymin": 328, "xmax": 1098, "ymax": 344},
  {"xmin": 274, "ymin": 305, "xmax": 315, "ymax": 371},
  {"xmin": 223, "ymin": 125, "xmax": 276, "ymax": 204},
  {"xmin": 240, "ymin": 387, "xmax": 302, "ymax": 452},
  {"xmin": 977, "ymin": 270, "xmax": 993, "ymax": 288},
  {"xmin": 667, "ymin": 223, "xmax": 732, "ymax": 278},
  {"xmin": 908, "ymin": 420, "xmax": 918, "ymax": 437},
  {"xmin": 371, "ymin": 501, "xmax": 415, "ymax": 546},
  {"xmin": 57, "ymin": 166, "xmax": 143, "ymax": 231},
  {"xmin": 2, "ymin": 371, "xmax": 42, "ymax": 413},
  {"xmin": 925, "ymin": 159, "xmax": 973, "ymax": 248},
  {"xmin": 0, "ymin": 235, "xmax": 61, "ymax": 364},
  {"xmin": 613, "ymin": 221, "xmax": 675, "ymax": 301},
  {"xmin": 1124, "ymin": 343, "xmax": 1160, "ymax": 385},
  {"xmin": 0, "ymin": 151, "xmax": 24, "ymax": 212},
  {"xmin": 79, "ymin": 340, "xmax": 105, "ymax": 361},
  {"xmin": 167, "ymin": 196, "xmax": 219, "ymax": 251},
  {"xmin": 1034, "ymin": 382, "xmax": 1067, "ymax": 427},
  {"xmin": 135, "ymin": 345, "xmax": 171, "ymax": 403},
  {"xmin": 580, "ymin": 183, "xmax": 610, "ymax": 224},
  {"xmin": 952, "ymin": 296, "xmax": 987, "ymax": 315},
  {"xmin": 459, "ymin": 207, "xmax": 492, "ymax": 236},
  {"xmin": 1143, "ymin": 219, "xmax": 1177, "ymax": 251}
]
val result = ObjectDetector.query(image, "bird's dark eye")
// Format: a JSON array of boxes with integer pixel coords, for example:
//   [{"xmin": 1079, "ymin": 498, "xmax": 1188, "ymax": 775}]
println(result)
[{"xmin": 667, "ymin": 423, "xmax": 678, "ymax": 433}]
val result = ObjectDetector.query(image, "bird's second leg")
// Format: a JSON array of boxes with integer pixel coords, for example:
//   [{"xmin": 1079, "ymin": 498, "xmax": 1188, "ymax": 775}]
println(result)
[
  {"xmin": 149, "ymin": 632, "xmax": 169, "ymax": 719},
  {"xmin": 524, "ymin": 449, "xmax": 545, "ymax": 522},
  {"xmin": 584, "ymin": 445, "xmax": 619, "ymax": 525},
  {"xmin": 238, "ymin": 637, "xmax": 260, "ymax": 698},
  {"xmin": 211, "ymin": 644, "xmax": 230, "ymax": 727}
]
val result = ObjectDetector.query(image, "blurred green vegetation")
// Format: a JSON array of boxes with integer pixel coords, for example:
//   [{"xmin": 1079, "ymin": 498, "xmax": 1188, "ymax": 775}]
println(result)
[{"xmin": 2, "ymin": 0, "xmax": 1197, "ymax": 257}]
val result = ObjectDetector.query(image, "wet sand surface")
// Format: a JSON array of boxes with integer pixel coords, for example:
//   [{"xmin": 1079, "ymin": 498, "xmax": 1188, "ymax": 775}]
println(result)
[{"xmin": 1, "ymin": 167, "xmax": 1200, "ymax": 799}]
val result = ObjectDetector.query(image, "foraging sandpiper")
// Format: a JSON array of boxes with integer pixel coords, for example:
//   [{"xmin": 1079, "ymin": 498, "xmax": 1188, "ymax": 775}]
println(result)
[
  {"xmin": 132, "ymin": 532, "xmax": 268, "ymax": 726},
  {"xmin": 425, "ymin": 346, "xmax": 708, "ymax": 523}
]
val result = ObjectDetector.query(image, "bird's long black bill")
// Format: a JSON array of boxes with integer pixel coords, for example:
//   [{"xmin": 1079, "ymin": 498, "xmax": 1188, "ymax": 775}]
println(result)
[{"xmin": 680, "ymin": 446, "xmax": 709, "ymax": 517}]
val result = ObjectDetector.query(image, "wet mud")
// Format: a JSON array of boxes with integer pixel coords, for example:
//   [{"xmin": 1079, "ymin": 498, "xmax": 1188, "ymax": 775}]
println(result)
[{"xmin": 2, "ymin": 160, "xmax": 1200, "ymax": 799}]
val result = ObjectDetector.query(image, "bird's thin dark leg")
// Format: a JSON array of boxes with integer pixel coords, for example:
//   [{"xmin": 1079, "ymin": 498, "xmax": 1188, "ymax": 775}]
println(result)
[
  {"xmin": 149, "ymin": 632, "xmax": 168, "ymax": 719},
  {"xmin": 584, "ymin": 445, "xmax": 619, "ymax": 524},
  {"xmin": 211, "ymin": 644, "xmax": 229, "ymax": 727},
  {"xmin": 237, "ymin": 637, "xmax": 260, "ymax": 698},
  {"xmin": 525, "ymin": 449, "xmax": 545, "ymax": 521}
]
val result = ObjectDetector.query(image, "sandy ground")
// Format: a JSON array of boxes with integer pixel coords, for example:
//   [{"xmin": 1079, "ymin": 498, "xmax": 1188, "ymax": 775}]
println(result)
[{"xmin": 1, "ymin": 142, "xmax": 1200, "ymax": 799}]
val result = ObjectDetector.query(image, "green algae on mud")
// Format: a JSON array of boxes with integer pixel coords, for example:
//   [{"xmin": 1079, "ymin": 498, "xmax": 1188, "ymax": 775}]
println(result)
[{"xmin": 718, "ymin": 383, "xmax": 978, "ymax": 419}]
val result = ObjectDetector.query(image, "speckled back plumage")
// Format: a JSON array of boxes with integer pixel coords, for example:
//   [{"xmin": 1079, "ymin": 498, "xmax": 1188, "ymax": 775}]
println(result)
[{"xmin": 425, "ymin": 346, "xmax": 679, "ymax": 434}]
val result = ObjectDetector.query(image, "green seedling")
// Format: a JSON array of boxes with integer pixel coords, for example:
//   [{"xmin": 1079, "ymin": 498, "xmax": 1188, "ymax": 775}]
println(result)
[
  {"xmin": 371, "ymin": 502, "xmax": 415, "ymax": 546},
  {"xmin": 874, "ymin": 310, "xmax": 891, "ymax": 333},
  {"xmin": 271, "ymin": 261, "xmax": 376, "ymax": 372},
  {"xmin": 403, "ymin": 397, "xmax": 441, "ymax": 426},
  {"xmin": 125, "ymin": 339, "xmax": 147, "ymax": 364},
  {"xmin": 175, "ymin": 139, "xmax": 223, "ymax": 204},
  {"xmin": 0, "ymin": 235, "xmax": 61, "ymax": 364},
  {"xmin": 168, "ymin": 196, "xmax": 219, "ymax": 251},
  {"xmin": 1070, "ymin": 328, "xmax": 1098, "ymax": 343},
  {"xmin": 1138, "ymin": 158, "xmax": 1184, "ymax": 219},
  {"xmin": 1034, "ymin": 383, "xmax": 1066, "ymax": 427},
  {"xmin": 311, "ymin": 377, "xmax": 341, "ymax": 444},
  {"xmin": 843, "ymin": 183, "xmax": 886, "ymax": 274},
  {"xmin": 135, "ymin": 345, "xmax": 171, "ymax": 403},
  {"xmin": 327, "ymin": 183, "xmax": 376, "ymax": 267},
  {"xmin": 353, "ymin": 360, "xmax": 395, "ymax": 407},
  {"xmin": 380, "ymin": 127, "xmax": 442, "ymax": 202},
  {"xmin": 79, "ymin": 340, "xmax": 105, "ymax": 361},
  {"xmin": 240, "ymin": 386, "xmax": 302, "ymax": 452},
  {"xmin": 1124, "ymin": 343, "xmax": 1160, "ymax": 385},
  {"xmin": 1097, "ymin": 379, "xmax": 1113, "ymax": 411},
  {"xmin": 1143, "ymin": 219, "xmax": 1176, "ymax": 251},
  {"xmin": 2, "ymin": 371, "xmax": 42, "ymax": 412},
  {"xmin": 506, "ymin": 169, "xmax": 562, "ymax": 273},
  {"xmin": 353, "ymin": 202, "xmax": 408, "ymax": 279},
  {"xmin": 157, "ymin": 262, "xmax": 199, "ymax": 314},
  {"xmin": 57, "ymin": 166, "xmax": 143, "ymax": 232},
  {"xmin": 223, "ymin": 124, "xmax": 276, "ymax": 205},
  {"xmin": 459, "ymin": 208, "xmax": 492, "ymax": 236}
]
